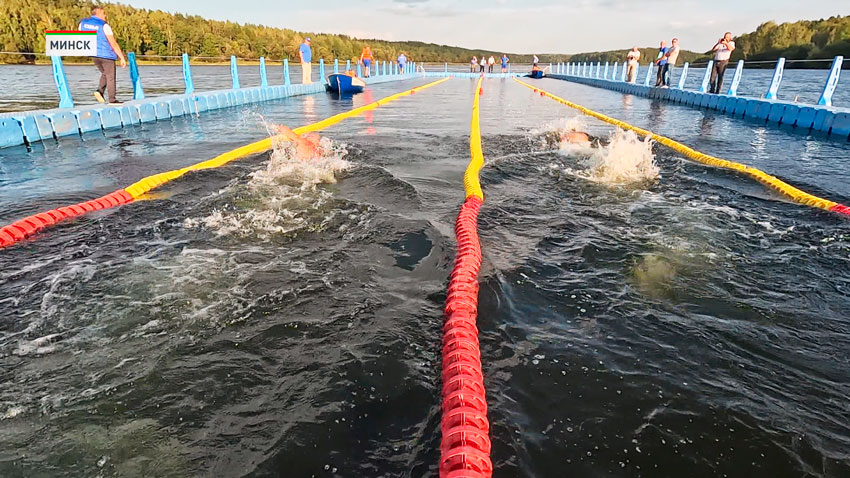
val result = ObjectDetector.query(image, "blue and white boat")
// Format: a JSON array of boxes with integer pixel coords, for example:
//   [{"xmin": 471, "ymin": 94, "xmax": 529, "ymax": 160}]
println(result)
[{"xmin": 325, "ymin": 74, "xmax": 366, "ymax": 94}]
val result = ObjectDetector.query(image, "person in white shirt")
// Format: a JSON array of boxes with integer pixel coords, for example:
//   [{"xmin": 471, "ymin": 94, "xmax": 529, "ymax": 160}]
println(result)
[
  {"xmin": 479, "ymin": 54, "xmax": 486, "ymax": 72},
  {"xmin": 471, "ymin": 56, "xmax": 478, "ymax": 73},
  {"xmin": 658, "ymin": 38, "xmax": 680, "ymax": 87},
  {"xmin": 532, "ymin": 54, "xmax": 539, "ymax": 67},
  {"xmin": 710, "ymin": 32, "xmax": 736, "ymax": 94},
  {"xmin": 488, "ymin": 55, "xmax": 495, "ymax": 73},
  {"xmin": 626, "ymin": 47, "xmax": 640, "ymax": 83}
]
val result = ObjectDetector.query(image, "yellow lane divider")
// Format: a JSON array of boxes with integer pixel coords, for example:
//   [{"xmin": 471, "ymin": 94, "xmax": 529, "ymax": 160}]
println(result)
[
  {"xmin": 125, "ymin": 77, "xmax": 452, "ymax": 199},
  {"xmin": 464, "ymin": 77, "xmax": 485, "ymax": 200},
  {"xmin": 513, "ymin": 78, "xmax": 850, "ymax": 216}
]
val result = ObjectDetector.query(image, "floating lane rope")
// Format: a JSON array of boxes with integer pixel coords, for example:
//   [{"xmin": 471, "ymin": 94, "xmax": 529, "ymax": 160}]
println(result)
[
  {"xmin": 513, "ymin": 78, "xmax": 850, "ymax": 217},
  {"xmin": 0, "ymin": 77, "xmax": 451, "ymax": 249},
  {"xmin": 441, "ymin": 76, "xmax": 492, "ymax": 478}
]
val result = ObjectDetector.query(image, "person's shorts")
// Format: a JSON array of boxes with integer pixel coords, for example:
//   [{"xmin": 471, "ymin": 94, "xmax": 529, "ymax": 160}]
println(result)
[
  {"xmin": 363, "ymin": 59, "xmax": 371, "ymax": 68},
  {"xmin": 399, "ymin": 63, "xmax": 406, "ymax": 70}
]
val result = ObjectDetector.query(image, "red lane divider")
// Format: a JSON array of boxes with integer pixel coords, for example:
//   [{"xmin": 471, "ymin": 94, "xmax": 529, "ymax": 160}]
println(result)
[
  {"xmin": 441, "ymin": 195, "xmax": 493, "ymax": 478},
  {"xmin": 831, "ymin": 204, "xmax": 850, "ymax": 215},
  {"xmin": 0, "ymin": 190, "xmax": 133, "ymax": 248}
]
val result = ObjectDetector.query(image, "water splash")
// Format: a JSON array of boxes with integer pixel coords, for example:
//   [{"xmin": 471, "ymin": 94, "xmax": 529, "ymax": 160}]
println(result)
[
  {"xmin": 184, "ymin": 123, "xmax": 351, "ymax": 239},
  {"xmin": 532, "ymin": 116, "xmax": 589, "ymax": 137},
  {"xmin": 556, "ymin": 129, "xmax": 660, "ymax": 186},
  {"xmin": 251, "ymin": 135, "xmax": 349, "ymax": 187}
]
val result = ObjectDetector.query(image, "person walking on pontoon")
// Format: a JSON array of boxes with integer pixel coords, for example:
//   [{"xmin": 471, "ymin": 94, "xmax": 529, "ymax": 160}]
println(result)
[
  {"xmin": 710, "ymin": 32, "xmax": 735, "ymax": 94},
  {"xmin": 79, "ymin": 6, "xmax": 127, "ymax": 105},
  {"xmin": 360, "ymin": 45, "xmax": 374, "ymax": 78},
  {"xmin": 299, "ymin": 37, "xmax": 313, "ymax": 84},
  {"xmin": 626, "ymin": 47, "xmax": 640, "ymax": 83},
  {"xmin": 397, "ymin": 52, "xmax": 407, "ymax": 73}
]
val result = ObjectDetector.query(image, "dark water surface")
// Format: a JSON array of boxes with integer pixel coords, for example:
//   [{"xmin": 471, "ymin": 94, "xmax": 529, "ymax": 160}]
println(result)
[{"xmin": 1, "ymin": 77, "xmax": 849, "ymax": 477}]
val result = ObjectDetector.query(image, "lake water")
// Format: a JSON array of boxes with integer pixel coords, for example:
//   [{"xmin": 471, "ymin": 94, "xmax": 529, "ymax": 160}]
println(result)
[
  {"xmin": 1, "ymin": 73, "xmax": 849, "ymax": 477},
  {"xmin": 0, "ymin": 63, "xmax": 848, "ymax": 113}
]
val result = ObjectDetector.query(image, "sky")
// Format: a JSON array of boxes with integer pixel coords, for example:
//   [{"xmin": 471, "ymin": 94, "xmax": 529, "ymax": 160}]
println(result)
[{"xmin": 121, "ymin": 0, "xmax": 847, "ymax": 54}]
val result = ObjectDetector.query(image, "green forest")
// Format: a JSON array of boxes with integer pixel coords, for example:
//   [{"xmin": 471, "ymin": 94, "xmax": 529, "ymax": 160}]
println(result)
[
  {"xmin": 567, "ymin": 16, "xmax": 850, "ymax": 68},
  {"xmin": 567, "ymin": 48, "xmax": 707, "ymax": 66},
  {"xmin": 0, "ymin": 0, "xmax": 532, "ymax": 64},
  {"xmin": 1, "ymin": 1, "xmax": 848, "ymax": 67}
]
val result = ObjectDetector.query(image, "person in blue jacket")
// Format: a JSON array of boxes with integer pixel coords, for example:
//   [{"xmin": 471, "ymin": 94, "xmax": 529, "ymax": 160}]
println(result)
[
  {"xmin": 79, "ymin": 6, "xmax": 126, "ymax": 104},
  {"xmin": 397, "ymin": 53, "xmax": 407, "ymax": 73}
]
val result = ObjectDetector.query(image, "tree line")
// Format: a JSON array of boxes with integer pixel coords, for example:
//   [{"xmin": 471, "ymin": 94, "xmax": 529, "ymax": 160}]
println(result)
[
  {"xmin": 566, "ymin": 16, "xmax": 849, "ymax": 69},
  {"xmin": 1, "ymin": 0, "xmax": 534, "ymax": 64},
  {"xmin": 1, "ymin": 1, "xmax": 847, "ymax": 68}
]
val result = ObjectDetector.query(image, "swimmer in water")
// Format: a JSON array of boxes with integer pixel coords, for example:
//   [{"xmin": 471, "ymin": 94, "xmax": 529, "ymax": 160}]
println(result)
[
  {"xmin": 561, "ymin": 131, "xmax": 592, "ymax": 145},
  {"xmin": 542, "ymin": 129, "xmax": 596, "ymax": 148},
  {"xmin": 275, "ymin": 125, "xmax": 323, "ymax": 161}
]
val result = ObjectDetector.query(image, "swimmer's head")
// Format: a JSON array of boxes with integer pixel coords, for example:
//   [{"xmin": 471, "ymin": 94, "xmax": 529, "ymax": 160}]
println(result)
[{"xmin": 561, "ymin": 131, "xmax": 591, "ymax": 144}]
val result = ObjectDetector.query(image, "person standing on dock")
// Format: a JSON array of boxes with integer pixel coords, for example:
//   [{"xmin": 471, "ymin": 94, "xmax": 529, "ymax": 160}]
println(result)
[
  {"xmin": 626, "ymin": 47, "xmax": 640, "ymax": 83},
  {"xmin": 501, "ymin": 54, "xmax": 509, "ymax": 73},
  {"xmin": 299, "ymin": 37, "xmax": 312, "ymax": 84},
  {"xmin": 532, "ymin": 54, "xmax": 539, "ymax": 67},
  {"xmin": 79, "ymin": 6, "xmax": 126, "ymax": 105},
  {"xmin": 488, "ymin": 55, "xmax": 495, "ymax": 73},
  {"xmin": 360, "ymin": 45, "xmax": 374, "ymax": 78},
  {"xmin": 470, "ymin": 56, "xmax": 478, "ymax": 73},
  {"xmin": 656, "ymin": 38, "xmax": 679, "ymax": 87},
  {"xmin": 398, "ymin": 52, "xmax": 407, "ymax": 73},
  {"xmin": 654, "ymin": 41, "xmax": 668, "ymax": 87},
  {"xmin": 479, "ymin": 55, "xmax": 486, "ymax": 73},
  {"xmin": 710, "ymin": 32, "xmax": 736, "ymax": 94}
]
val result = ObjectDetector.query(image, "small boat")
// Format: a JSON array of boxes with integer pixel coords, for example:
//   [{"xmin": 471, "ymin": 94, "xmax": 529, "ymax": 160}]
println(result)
[
  {"xmin": 528, "ymin": 70, "xmax": 544, "ymax": 79},
  {"xmin": 325, "ymin": 74, "xmax": 366, "ymax": 94}
]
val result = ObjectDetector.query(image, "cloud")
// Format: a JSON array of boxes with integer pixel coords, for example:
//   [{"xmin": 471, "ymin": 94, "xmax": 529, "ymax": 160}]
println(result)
[{"xmin": 379, "ymin": 3, "xmax": 462, "ymax": 18}]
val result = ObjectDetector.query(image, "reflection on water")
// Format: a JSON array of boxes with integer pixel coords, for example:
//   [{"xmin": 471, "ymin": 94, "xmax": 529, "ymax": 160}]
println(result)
[{"xmin": 1, "ymin": 77, "xmax": 850, "ymax": 477}]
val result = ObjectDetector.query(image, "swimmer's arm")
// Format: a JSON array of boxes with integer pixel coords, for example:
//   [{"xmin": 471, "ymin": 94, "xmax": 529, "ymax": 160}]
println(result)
[{"xmin": 275, "ymin": 125, "xmax": 301, "ymax": 142}]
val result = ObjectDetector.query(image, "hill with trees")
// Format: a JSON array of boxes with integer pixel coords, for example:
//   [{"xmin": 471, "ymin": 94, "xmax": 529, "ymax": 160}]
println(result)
[
  {"xmin": 566, "ymin": 16, "xmax": 850, "ymax": 68},
  {"xmin": 732, "ymin": 16, "xmax": 850, "ymax": 65},
  {"xmin": 566, "ymin": 48, "xmax": 707, "ymax": 66},
  {"xmin": 1, "ymin": 2, "xmax": 847, "ymax": 68},
  {"xmin": 0, "ymin": 0, "xmax": 540, "ymax": 64}
]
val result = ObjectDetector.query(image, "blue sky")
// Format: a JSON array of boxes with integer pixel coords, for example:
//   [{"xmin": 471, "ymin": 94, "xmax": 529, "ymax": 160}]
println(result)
[{"xmin": 121, "ymin": 0, "xmax": 847, "ymax": 54}]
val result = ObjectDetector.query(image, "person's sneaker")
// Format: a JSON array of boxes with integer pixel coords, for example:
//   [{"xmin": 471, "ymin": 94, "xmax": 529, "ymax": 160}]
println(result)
[{"xmin": 93, "ymin": 91, "xmax": 106, "ymax": 103}]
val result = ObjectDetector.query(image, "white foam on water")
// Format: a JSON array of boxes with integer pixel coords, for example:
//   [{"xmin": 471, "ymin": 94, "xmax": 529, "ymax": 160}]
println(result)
[
  {"xmin": 558, "ymin": 129, "xmax": 660, "ymax": 186},
  {"xmin": 2, "ymin": 406, "xmax": 25, "ymax": 420},
  {"xmin": 532, "ymin": 116, "xmax": 589, "ymax": 137},
  {"xmin": 251, "ymin": 135, "xmax": 349, "ymax": 186},
  {"xmin": 13, "ymin": 333, "xmax": 64, "ymax": 356},
  {"xmin": 185, "ymin": 125, "xmax": 351, "ymax": 239}
]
